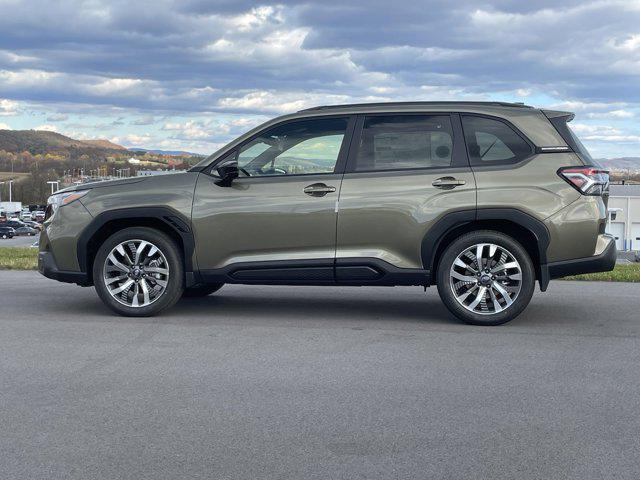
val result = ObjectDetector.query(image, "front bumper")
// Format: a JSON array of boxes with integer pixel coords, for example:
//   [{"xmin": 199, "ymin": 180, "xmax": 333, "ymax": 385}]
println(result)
[
  {"xmin": 38, "ymin": 251, "xmax": 91, "ymax": 286},
  {"xmin": 547, "ymin": 235, "xmax": 617, "ymax": 280}
]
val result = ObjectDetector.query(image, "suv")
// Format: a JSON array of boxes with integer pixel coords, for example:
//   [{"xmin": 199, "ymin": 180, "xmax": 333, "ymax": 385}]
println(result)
[
  {"xmin": 0, "ymin": 225, "xmax": 15, "ymax": 239},
  {"xmin": 38, "ymin": 102, "xmax": 615, "ymax": 325}
]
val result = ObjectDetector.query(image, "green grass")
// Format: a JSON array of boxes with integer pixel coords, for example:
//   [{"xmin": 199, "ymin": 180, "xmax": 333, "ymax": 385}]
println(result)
[
  {"xmin": 0, "ymin": 247, "xmax": 38, "ymax": 270},
  {"xmin": 560, "ymin": 263, "xmax": 640, "ymax": 282}
]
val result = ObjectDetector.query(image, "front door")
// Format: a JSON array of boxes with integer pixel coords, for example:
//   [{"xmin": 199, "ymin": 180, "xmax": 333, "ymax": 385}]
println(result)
[
  {"xmin": 336, "ymin": 113, "xmax": 476, "ymax": 274},
  {"xmin": 192, "ymin": 116, "xmax": 353, "ymax": 281}
]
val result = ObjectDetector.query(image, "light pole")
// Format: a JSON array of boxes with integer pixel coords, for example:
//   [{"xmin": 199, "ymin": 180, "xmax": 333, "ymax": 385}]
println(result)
[
  {"xmin": 0, "ymin": 181, "xmax": 4, "ymax": 202},
  {"xmin": 8, "ymin": 179, "xmax": 13, "ymax": 203},
  {"xmin": 47, "ymin": 181, "xmax": 59, "ymax": 194}
]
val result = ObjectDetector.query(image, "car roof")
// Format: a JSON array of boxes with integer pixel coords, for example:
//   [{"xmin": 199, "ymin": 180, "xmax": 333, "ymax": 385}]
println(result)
[{"xmin": 298, "ymin": 101, "xmax": 534, "ymax": 113}]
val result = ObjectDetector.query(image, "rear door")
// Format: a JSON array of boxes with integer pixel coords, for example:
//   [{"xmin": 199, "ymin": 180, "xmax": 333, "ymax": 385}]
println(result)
[{"xmin": 336, "ymin": 113, "xmax": 476, "ymax": 275}]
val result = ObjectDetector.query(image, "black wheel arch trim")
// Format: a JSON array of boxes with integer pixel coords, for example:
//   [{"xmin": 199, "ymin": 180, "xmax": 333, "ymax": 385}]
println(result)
[
  {"xmin": 76, "ymin": 206, "xmax": 198, "ymax": 286},
  {"xmin": 421, "ymin": 207, "xmax": 551, "ymax": 291}
]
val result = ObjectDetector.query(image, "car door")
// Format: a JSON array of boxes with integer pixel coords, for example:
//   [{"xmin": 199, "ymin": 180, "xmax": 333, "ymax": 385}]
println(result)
[
  {"xmin": 336, "ymin": 113, "xmax": 476, "ymax": 278},
  {"xmin": 192, "ymin": 115, "xmax": 355, "ymax": 282}
]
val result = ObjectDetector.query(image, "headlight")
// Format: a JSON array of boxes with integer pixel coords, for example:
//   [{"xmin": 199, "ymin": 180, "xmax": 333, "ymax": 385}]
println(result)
[{"xmin": 46, "ymin": 190, "xmax": 89, "ymax": 218}]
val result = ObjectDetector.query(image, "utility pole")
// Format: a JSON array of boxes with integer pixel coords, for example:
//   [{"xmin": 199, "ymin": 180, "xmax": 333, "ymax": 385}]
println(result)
[
  {"xmin": 8, "ymin": 179, "xmax": 13, "ymax": 203},
  {"xmin": 0, "ymin": 181, "xmax": 4, "ymax": 202}
]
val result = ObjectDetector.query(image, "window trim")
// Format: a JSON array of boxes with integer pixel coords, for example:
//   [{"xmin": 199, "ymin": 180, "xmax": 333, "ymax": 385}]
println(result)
[
  {"xmin": 205, "ymin": 115, "xmax": 356, "ymax": 179},
  {"xmin": 344, "ymin": 112, "xmax": 470, "ymax": 174},
  {"xmin": 459, "ymin": 113, "xmax": 536, "ymax": 168}
]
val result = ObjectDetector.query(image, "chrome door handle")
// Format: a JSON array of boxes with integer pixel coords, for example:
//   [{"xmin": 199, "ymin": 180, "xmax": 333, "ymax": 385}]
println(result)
[
  {"xmin": 303, "ymin": 183, "xmax": 336, "ymax": 197},
  {"xmin": 432, "ymin": 177, "xmax": 466, "ymax": 189}
]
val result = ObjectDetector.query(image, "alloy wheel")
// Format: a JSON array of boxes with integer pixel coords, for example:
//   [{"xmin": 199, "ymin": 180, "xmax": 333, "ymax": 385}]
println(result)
[
  {"xmin": 102, "ymin": 239, "xmax": 169, "ymax": 308},
  {"xmin": 449, "ymin": 243, "xmax": 522, "ymax": 315}
]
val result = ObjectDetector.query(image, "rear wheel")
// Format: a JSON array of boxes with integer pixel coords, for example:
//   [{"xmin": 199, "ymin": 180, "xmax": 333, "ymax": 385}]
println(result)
[
  {"xmin": 183, "ymin": 283, "xmax": 224, "ymax": 297},
  {"xmin": 436, "ymin": 231, "xmax": 535, "ymax": 326},
  {"xmin": 93, "ymin": 227, "xmax": 184, "ymax": 317}
]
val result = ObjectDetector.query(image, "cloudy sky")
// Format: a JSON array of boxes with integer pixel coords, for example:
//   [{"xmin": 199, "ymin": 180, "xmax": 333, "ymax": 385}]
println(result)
[{"xmin": 0, "ymin": 0, "xmax": 639, "ymax": 157}]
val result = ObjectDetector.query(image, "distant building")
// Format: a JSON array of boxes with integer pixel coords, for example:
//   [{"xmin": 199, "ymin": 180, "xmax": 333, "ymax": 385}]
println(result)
[
  {"xmin": 0, "ymin": 201, "xmax": 22, "ymax": 217},
  {"xmin": 607, "ymin": 184, "xmax": 640, "ymax": 251},
  {"xmin": 128, "ymin": 157, "xmax": 141, "ymax": 164},
  {"xmin": 136, "ymin": 169, "xmax": 184, "ymax": 177}
]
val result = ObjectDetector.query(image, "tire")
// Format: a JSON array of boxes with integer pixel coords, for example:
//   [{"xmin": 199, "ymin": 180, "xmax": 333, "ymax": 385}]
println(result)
[
  {"xmin": 436, "ymin": 230, "xmax": 535, "ymax": 326},
  {"xmin": 92, "ymin": 227, "xmax": 184, "ymax": 317},
  {"xmin": 1, "ymin": 234, "xmax": 6, "ymax": 239},
  {"xmin": 183, "ymin": 283, "xmax": 224, "ymax": 298}
]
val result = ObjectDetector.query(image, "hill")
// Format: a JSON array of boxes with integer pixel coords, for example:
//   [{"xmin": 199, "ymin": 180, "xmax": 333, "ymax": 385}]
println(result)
[
  {"xmin": 0, "ymin": 129, "xmax": 126, "ymax": 155},
  {"xmin": 82, "ymin": 139, "xmax": 127, "ymax": 150},
  {"xmin": 129, "ymin": 147, "xmax": 203, "ymax": 157},
  {"xmin": 598, "ymin": 157, "xmax": 640, "ymax": 172}
]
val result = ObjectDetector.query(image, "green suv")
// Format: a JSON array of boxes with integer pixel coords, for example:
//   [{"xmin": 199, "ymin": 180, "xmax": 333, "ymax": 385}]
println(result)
[{"xmin": 38, "ymin": 102, "xmax": 616, "ymax": 325}]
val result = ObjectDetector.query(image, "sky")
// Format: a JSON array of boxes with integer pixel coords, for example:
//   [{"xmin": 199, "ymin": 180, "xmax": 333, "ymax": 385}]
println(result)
[{"xmin": 0, "ymin": 0, "xmax": 639, "ymax": 158}]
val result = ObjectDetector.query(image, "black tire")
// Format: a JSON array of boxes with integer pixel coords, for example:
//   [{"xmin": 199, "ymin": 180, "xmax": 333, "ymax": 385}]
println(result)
[
  {"xmin": 182, "ymin": 283, "xmax": 224, "ymax": 298},
  {"xmin": 93, "ymin": 227, "xmax": 184, "ymax": 317},
  {"xmin": 436, "ymin": 230, "xmax": 535, "ymax": 326}
]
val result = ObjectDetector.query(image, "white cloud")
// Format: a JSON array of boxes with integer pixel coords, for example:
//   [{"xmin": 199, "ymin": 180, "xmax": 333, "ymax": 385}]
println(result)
[
  {"xmin": 572, "ymin": 123, "xmax": 640, "ymax": 142},
  {"xmin": 0, "ymin": 98, "xmax": 19, "ymax": 116},
  {"xmin": 0, "ymin": 122, "xmax": 11, "ymax": 129},
  {"xmin": 34, "ymin": 124, "xmax": 58, "ymax": 132}
]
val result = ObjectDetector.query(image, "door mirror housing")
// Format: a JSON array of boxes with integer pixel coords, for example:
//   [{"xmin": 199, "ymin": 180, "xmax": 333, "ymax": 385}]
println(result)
[{"xmin": 215, "ymin": 163, "xmax": 239, "ymax": 187}]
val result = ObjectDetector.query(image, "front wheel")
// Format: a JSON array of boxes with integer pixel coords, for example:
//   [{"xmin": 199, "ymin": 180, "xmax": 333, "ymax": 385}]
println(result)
[
  {"xmin": 436, "ymin": 231, "xmax": 535, "ymax": 326},
  {"xmin": 93, "ymin": 227, "xmax": 184, "ymax": 317}
]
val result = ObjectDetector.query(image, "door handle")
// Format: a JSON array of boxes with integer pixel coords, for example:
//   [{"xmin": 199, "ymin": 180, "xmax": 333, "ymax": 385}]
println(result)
[
  {"xmin": 432, "ymin": 177, "xmax": 466, "ymax": 189},
  {"xmin": 303, "ymin": 183, "xmax": 336, "ymax": 197}
]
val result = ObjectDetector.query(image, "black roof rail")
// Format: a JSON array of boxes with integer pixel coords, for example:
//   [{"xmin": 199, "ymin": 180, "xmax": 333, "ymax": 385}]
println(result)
[{"xmin": 299, "ymin": 101, "xmax": 533, "ymax": 112}]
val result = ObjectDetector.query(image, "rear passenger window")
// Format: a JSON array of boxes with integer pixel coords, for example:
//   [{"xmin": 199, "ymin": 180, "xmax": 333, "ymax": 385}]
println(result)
[
  {"xmin": 354, "ymin": 115, "xmax": 454, "ymax": 171},
  {"xmin": 461, "ymin": 116, "xmax": 532, "ymax": 165}
]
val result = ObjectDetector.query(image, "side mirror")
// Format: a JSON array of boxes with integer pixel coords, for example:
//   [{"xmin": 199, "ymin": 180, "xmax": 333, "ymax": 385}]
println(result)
[{"xmin": 214, "ymin": 164, "xmax": 239, "ymax": 187}]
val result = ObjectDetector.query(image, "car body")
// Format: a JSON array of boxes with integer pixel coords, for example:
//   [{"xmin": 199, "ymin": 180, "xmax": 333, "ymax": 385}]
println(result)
[
  {"xmin": 4, "ymin": 220, "xmax": 25, "ymax": 230},
  {"xmin": 0, "ymin": 226, "xmax": 15, "ymax": 239},
  {"xmin": 22, "ymin": 220, "xmax": 42, "ymax": 231},
  {"xmin": 15, "ymin": 226, "xmax": 38, "ymax": 236},
  {"xmin": 38, "ymin": 101, "xmax": 615, "ymax": 324}
]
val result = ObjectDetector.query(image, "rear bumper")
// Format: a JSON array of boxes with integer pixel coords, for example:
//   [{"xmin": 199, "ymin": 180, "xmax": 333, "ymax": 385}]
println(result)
[
  {"xmin": 547, "ymin": 235, "xmax": 617, "ymax": 280},
  {"xmin": 38, "ymin": 251, "xmax": 91, "ymax": 286}
]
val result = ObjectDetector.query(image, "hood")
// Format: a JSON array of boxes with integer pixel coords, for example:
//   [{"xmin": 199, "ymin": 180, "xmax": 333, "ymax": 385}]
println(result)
[{"xmin": 55, "ymin": 176, "xmax": 147, "ymax": 194}]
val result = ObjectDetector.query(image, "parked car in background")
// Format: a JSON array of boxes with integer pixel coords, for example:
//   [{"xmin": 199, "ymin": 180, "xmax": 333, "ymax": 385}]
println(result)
[
  {"xmin": 0, "ymin": 226, "xmax": 15, "ymax": 239},
  {"xmin": 3, "ymin": 220, "xmax": 26, "ymax": 229},
  {"xmin": 22, "ymin": 220, "xmax": 42, "ymax": 231},
  {"xmin": 39, "ymin": 101, "xmax": 615, "ymax": 324},
  {"xmin": 22, "ymin": 212, "xmax": 33, "ymax": 221},
  {"xmin": 32, "ymin": 211, "xmax": 46, "ymax": 222},
  {"xmin": 15, "ymin": 226, "xmax": 38, "ymax": 236}
]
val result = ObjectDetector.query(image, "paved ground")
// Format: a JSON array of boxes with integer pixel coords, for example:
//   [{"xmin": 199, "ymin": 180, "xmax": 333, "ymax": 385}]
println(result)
[
  {"xmin": 0, "ymin": 234, "xmax": 38, "ymax": 247},
  {"xmin": 1, "ymin": 271, "xmax": 639, "ymax": 479}
]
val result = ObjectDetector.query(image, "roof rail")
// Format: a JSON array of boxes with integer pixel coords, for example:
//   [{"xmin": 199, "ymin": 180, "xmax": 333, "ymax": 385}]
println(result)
[{"xmin": 299, "ymin": 101, "xmax": 533, "ymax": 112}]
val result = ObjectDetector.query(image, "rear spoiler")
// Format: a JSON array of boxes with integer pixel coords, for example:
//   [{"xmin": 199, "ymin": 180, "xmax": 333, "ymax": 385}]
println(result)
[{"xmin": 542, "ymin": 109, "xmax": 575, "ymax": 122}]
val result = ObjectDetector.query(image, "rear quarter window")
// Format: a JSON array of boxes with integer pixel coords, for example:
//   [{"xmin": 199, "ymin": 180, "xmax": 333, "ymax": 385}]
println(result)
[{"xmin": 461, "ymin": 116, "xmax": 533, "ymax": 166}]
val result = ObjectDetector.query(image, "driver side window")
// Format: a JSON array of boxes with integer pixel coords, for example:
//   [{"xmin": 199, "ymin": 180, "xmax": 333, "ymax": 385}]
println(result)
[{"xmin": 236, "ymin": 117, "xmax": 349, "ymax": 177}]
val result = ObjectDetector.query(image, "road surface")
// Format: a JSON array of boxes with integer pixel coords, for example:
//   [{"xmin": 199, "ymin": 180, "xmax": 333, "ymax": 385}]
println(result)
[{"xmin": 1, "ymin": 271, "xmax": 639, "ymax": 479}]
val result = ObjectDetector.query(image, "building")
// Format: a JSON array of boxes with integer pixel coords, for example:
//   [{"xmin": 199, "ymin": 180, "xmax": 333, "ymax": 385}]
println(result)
[
  {"xmin": 607, "ymin": 184, "xmax": 640, "ymax": 251},
  {"xmin": 0, "ymin": 201, "xmax": 22, "ymax": 217}
]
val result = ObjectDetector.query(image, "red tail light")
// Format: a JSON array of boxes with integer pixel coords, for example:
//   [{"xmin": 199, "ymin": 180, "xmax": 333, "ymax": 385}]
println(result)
[{"xmin": 558, "ymin": 166, "xmax": 609, "ymax": 196}]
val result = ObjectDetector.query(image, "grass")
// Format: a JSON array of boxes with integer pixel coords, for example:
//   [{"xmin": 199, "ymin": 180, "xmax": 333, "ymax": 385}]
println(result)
[
  {"xmin": 0, "ymin": 247, "xmax": 38, "ymax": 270},
  {"xmin": 0, "ymin": 246, "xmax": 638, "ymax": 282},
  {"xmin": 0, "ymin": 171, "xmax": 29, "ymax": 181},
  {"xmin": 560, "ymin": 263, "xmax": 640, "ymax": 282}
]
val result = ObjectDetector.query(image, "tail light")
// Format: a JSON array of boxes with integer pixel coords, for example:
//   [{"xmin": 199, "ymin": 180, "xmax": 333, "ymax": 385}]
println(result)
[{"xmin": 558, "ymin": 166, "xmax": 609, "ymax": 196}]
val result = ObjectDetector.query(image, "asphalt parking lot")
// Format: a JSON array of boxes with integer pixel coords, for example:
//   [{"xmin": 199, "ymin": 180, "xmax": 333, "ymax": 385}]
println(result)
[
  {"xmin": 1, "ymin": 271, "xmax": 639, "ymax": 479},
  {"xmin": 0, "ymin": 234, "xmax": 38, "ymax": 247}
]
